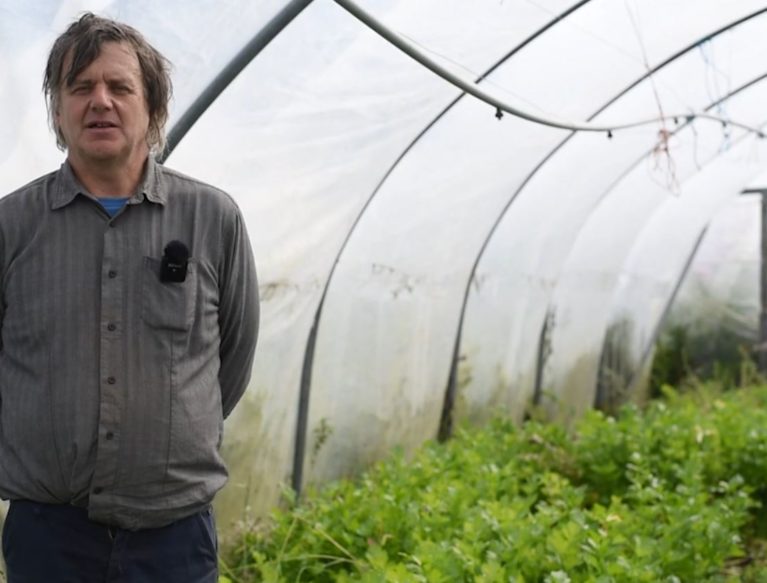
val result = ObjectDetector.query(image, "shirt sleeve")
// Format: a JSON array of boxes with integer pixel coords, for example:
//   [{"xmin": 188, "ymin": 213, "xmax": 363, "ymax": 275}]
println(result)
[
  {"xmin": 217, "ymin": 205, "xmax": 259, "ymax": 418},
  {"xmin": 0, "ymin": 226, "xmax": 5, "ymax": 353}
]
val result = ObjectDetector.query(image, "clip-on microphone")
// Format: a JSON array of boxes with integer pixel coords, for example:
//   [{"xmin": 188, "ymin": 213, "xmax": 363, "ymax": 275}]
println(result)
[{"xmin": 160, "ymin": 240, "xmax": 189, "ymax": 283}]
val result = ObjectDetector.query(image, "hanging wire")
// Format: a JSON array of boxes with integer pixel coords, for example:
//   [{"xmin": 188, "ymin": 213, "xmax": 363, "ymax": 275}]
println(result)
[
  {"xmin": 333, "ymin": 0, "xmax": 766, "ymax": 138},
  {"xmin": 624, "ymin": 0, "xmax": 667, "ymax": 127},
  {"xmin": 699, "ymin": 39, "xmax": 736, "ymax": 154},
  {"xmin": 690, "ymin": 120, "xmax": 703, "ymax": 170},
  {"xmin": 699, "ymin": 39, "xmax": 733, "ymax": 141},
  {"xmin": 525, "ymin": 0, "xmax": 649, "ymax": 66},
  {"xmin": 699, "ymin": 39, "xmax": 731, "ymax": 104},
  {"xmin": 624, "ymin": 0, "xmax": 678, "ymax": 190},
  {"xmin": 524, "ymin": 0, "xmax": 692, "ymax": 109}
]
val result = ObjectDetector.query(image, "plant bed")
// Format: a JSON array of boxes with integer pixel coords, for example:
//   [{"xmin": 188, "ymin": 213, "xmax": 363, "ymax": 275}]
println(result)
[{"xmin": 220, "ymin": 384, "xmax": 767, "ymax": 582}]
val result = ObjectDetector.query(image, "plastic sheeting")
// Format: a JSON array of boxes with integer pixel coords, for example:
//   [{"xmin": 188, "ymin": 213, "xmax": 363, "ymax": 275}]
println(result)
[
  {"xmin": 168, "ymin": 0, "xmax": 582, "ymax": 513},
  {"xmin": 458, "ymin": 7, "xmax": 767, "ymax": 425},
  {"xmin": 658, "ymin": 163, "xmax": 767, "ymax": 378},
  {"xmin": 659, "ymin": 196, "xmax": 760, "ymax": 365},
  {"xmin": 306, "ymin": 0, "xmax": 767, "ymax": 484}
]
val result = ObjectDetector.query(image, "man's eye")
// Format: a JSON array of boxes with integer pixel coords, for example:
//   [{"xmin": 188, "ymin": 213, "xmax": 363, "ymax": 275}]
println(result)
[{"xmin": 72, "ymin": 85, "xmax": 90, "ymax": 94}]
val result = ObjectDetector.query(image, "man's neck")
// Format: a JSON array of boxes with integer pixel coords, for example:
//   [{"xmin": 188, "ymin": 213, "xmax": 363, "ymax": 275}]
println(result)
[{"xmin": 67, "ymin": 155, "xmax": 148, "ymax": 198}]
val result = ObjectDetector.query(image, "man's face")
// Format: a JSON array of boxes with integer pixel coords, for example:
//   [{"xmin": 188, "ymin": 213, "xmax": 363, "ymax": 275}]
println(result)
[{"xmin": 55, "ymin": 41, "xmax": 150, "ymax": 170}]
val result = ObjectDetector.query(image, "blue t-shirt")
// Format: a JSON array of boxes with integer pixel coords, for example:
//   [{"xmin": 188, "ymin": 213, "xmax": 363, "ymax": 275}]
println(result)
[{"xmin": 98, "ymin": 197, "xmax": 129, "ymax": 217}]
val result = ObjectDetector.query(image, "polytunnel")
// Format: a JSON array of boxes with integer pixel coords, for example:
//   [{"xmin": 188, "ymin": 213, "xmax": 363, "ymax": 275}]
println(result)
[{"xmin": 3, "ymin": 0, "xmax": 767, "ymax": 535}]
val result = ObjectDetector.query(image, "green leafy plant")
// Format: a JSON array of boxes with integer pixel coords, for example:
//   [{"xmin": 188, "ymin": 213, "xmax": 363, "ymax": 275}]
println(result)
[{"xmin": 220, "ymin": 384, "xmax": 767, "ymax": 582}]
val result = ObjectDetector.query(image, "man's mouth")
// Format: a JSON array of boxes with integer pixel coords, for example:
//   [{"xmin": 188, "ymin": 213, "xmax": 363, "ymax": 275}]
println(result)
[{"xmin": 86, "ymin": 122, "xmax": 118, "ymax": 129}]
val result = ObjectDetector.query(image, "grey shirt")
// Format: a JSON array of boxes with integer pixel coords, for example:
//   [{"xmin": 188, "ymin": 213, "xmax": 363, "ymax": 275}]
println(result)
[{"xmin": 0, "ymin": 158, "xmax": 259, "ymax": 529}]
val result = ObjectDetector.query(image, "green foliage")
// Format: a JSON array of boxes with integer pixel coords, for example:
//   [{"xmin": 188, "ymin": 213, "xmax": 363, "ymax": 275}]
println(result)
[
  {"xmin": 650, "ymin": 325, "xmax": 761, "ymax": 396},
  {"xmin": 220, "ymin": 385, "xmax": 767, "ymax": 582},
  {"xmin": 650, "ymin": 326, "xmax": 691, "ymax": 397}
]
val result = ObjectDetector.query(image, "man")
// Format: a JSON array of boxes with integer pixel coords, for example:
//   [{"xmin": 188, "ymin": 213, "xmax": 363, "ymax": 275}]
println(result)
[{"xmin": 0, "ymin": 13, "xmax": 259, "ymax": 582}]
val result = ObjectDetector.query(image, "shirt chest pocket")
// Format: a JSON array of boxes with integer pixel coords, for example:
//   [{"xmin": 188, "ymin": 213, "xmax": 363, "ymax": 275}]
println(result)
[{"xmin": 141, "ymin": 256, "xmax": 198, "ymax": 332}]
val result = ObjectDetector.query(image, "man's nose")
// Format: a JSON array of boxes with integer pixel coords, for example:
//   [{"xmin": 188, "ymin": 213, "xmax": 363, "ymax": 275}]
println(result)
[{"xmin": 89, "ymin": 84, "xmax": 112, "ymax": 110}]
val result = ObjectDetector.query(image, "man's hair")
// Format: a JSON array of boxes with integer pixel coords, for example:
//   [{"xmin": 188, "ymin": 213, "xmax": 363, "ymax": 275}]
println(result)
[{"xmin": 43, "ymin": 13, "xmax": 172, "ymax": 153}]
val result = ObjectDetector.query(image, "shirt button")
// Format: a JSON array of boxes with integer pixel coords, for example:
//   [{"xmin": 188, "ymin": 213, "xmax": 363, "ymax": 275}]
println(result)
[
  {"xmin": 108, "ymin": 270, "xmax": 117, "ymax": 278},
  {"xmin": 106, "ymin": 431, "xmax": 115, "ymax": 440},
  {"xmin": 107, "ymin": 376, "xmax": 116, "ymax": 385},
  {"xmin": 93, "ymin": 487, "xmax": 103, "ymax": 495},
  {"xmin": 107, "ymin": 323, "xmax": 117, "ymax": 331}
]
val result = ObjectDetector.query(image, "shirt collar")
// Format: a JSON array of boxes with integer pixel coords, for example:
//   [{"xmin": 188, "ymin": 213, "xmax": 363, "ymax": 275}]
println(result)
[{"xmin": 51, "ymin": 156, "xmax": 168, "ymax": 210}]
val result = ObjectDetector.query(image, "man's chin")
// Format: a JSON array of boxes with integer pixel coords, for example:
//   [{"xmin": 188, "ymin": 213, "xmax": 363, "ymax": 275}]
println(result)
[
  {"xmin": 75, "ymin": 146, "xmax": 126, "ymax": 165},
  {"xmin": 88, "ymin": 147, "xmax": 122, "ymax": 160},
  {"xmin": 67, "ymin": 142, "xmax": 149, "ymax": 170}
]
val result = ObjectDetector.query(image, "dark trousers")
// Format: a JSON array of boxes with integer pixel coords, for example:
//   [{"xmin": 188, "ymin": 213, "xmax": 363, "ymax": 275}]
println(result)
[{"xmin": 2, "ymin": 500, "xmax": 218, "ymax": 583}]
